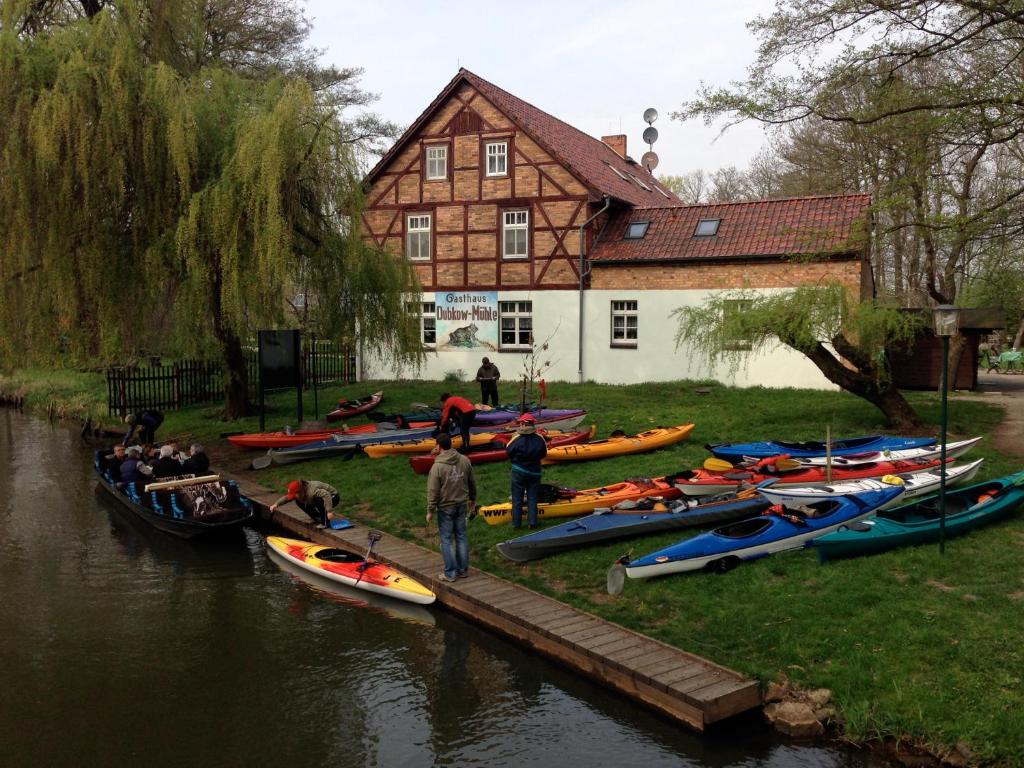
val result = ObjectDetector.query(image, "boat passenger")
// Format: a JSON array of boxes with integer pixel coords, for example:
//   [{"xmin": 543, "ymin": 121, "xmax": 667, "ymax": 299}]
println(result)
[
  {"xmin": 182, "ymin": 443, "xmax": 210, "ymax": 475},
  {"xmin": 151, "ymin": 445, "xmax": 184, "ymax": 479},
  {"xmin": 122, "ymin": 409, "xmax": 165, "ymax": 446},
  {"xmin": 270, "ymin": 479, "xmax": 341, "ymax": 527},
  {"xmin": 437, "ymin": 393, "xmax": 477, "ymax": 452},
  {"xmin": 103, "ymin": 445, "xmax": 127, "ymax": 480},
  {"xmin": 119, "ymin": 447, "xmax": 154, "ymax": 484},
  {"xmin": 505, "ymin": 413, "xmax": 548, "ymax": 529}
]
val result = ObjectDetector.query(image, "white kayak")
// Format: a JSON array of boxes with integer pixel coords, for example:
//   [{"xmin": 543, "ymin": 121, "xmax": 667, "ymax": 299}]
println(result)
[
  {"xmin": 758, "ymin": 458, "xmax": 985, "ymax": 508},
  {"xmin": 785, "ymin": 437, "xmax": 982, "ymax": 468}
]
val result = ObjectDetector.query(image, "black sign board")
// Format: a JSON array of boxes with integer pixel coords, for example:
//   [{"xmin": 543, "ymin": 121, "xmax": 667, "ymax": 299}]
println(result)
[{"xmin": 257, "ymin": 330, "xmax": 302, "ymax": 430}]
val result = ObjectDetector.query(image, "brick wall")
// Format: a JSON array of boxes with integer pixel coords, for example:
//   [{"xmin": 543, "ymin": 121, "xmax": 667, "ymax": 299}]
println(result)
[{"xmin": 590, "ymin": 258, "xmax": 865, "ymax": 294}]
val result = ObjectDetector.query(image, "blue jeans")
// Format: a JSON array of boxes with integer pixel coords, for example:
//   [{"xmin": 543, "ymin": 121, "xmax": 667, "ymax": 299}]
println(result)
[
  {"xmin": 511, "ymin": 470, "xmax": 540, "ymax": 528},
  {"xmin": 437, "ymin": 503, "xmax": 469, "ymax": 578}
]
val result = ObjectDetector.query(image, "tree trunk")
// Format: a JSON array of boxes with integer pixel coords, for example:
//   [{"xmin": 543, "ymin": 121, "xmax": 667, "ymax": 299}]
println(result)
[
  {"xmin": 220, "ymin": 329, "xmax": 250, "ymax": 420},
  {"xmin": 1014, "ymin": 316, "xmax": 1024, "ymax": 351},
  {"xmin": 945, "ymin": 333, "xmax": 966, "ymax": 391},
  {"xmin": 803, "ymin": 340, "xmax": 927, "ymax": 431}
]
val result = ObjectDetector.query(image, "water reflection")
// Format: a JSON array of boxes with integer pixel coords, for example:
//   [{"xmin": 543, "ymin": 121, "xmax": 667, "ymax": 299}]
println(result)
[{"xmin": 0, "ymin": 410, "xmax": 889, "ymax": 767}]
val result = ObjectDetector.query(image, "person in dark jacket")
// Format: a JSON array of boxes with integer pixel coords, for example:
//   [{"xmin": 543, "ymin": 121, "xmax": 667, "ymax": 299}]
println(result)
[
  {"xmin": 151, "ymin": 445, "xmax": 184, "ymax": 479},
  {"xmin": 437, "ymin": 393, "xmax": 477, "ymax": 451},
  {"xmin": 119, "ymin": 447, "xmax": 154, "ymax": 484},
  {"xmin": 505, "ymin": 413, "xmax": 548, "ymax": 529},
  {"xmin": 182, "ymin": 443, "xmax": 210, "ymax": 475},
  {"xmin": 122, "ymin": 409, "xmax": 164, "ymax": 446},
  {"xmin": 103, "ymin": 444, "xmax": 127, "ymax": 481},
  {"xmin": 475, "ymin": 357, "xmax": 501, "ymax": 407}
]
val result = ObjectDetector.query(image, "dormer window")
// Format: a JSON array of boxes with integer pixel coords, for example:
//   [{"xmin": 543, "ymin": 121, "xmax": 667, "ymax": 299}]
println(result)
[
  {"xmin": 624, "ymin": 221, "xmax": 650, "ymax": 240},
  {"xmin": 486, "ymin": 142, "xmax": 508, "ymax": 176},
  {"xmin": 425, "ymin": 145, "xmax": 447, "ymax": 180},
  {"xmin": 694, "ymin": 218, "xmax": 721, "ymax": 237}
]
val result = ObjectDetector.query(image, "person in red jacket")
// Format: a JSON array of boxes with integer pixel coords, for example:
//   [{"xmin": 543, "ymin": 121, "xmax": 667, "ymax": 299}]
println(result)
[{"xmin": 438, "ymin": 392, "xmax": 477, "ymax": 451}]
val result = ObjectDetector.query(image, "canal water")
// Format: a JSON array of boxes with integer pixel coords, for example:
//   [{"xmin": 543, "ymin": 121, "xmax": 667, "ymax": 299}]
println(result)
[{"xmin": 0, "ymin": 410, "xmax": 885, "ymax": 767}]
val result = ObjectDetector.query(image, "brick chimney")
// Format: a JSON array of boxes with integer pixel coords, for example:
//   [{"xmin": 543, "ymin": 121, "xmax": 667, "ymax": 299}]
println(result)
[{"xmin": 601, "ymin": 134, "xmax": 627, "ymax": 158}]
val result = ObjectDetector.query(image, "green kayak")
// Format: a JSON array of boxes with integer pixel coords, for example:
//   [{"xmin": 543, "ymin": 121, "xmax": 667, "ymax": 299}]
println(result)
[{"xmin": 814, "ymin": 471, "xmax": 1024, "ymax": 562}]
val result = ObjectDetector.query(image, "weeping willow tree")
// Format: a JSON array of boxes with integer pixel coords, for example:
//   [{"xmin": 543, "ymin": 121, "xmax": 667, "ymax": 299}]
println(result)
[
  {"xmin": 674, "ymin": 283, "xmax": 927, "ymax": 430},
  {"xmin": 0, "ymin": 2, "xmax": 421, "ymax": 417}
]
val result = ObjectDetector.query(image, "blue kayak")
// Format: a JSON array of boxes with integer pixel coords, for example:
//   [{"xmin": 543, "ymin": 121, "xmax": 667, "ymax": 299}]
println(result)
[
  {"xmin": 625, "ymin": 486, "xmax": 904, "ymax": 578},
  {"xmin": 496, "ymin": 493, "xmax": 771, "ymax": 562},
  {"xmin": 707, "ymin": 435, "xmax": 935, "ymax": 462}
]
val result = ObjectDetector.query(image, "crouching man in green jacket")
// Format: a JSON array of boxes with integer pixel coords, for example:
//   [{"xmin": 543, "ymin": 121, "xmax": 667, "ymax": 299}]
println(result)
[
  {"xmin": 426, "ymin": 433, "xmax": 477, "ymax": 582},
  {"xmin": 270, "ymin": 479, "xmax": 341, "ymax": 527}
]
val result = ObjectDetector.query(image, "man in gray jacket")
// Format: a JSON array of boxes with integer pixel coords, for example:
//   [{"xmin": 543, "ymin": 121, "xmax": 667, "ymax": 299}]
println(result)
[
  {"xmin": 426, "ymin": 433, "xmax": 477, "ymax": 582},
  {"xmin": 270, "ymin": 479, "xmax": 340, "ymax": 527}
]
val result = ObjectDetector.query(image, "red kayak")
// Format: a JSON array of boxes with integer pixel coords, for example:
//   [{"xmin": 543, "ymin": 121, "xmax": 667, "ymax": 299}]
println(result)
[
  {"xmin": 673, "ymin": 454, "xmax": 949, "ymax": 497},
  {"xmin": 228, "ymin": 421, "xmax": 435, "ymax": 449},
  {"xmin": 408, "ymin": 426, "xmax": 597, "ymax": 475},
  {"xmin": 325, "ymin": 391, "xmax": 384, "ymax": 422}
]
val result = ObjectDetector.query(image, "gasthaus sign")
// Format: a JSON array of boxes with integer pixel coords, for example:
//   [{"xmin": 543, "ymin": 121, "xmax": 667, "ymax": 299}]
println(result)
[{"xmin": 436, "ymin": 292, "xmax": 498, "ymax": 350}]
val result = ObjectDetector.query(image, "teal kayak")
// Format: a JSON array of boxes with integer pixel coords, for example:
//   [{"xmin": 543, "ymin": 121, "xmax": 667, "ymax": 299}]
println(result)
[{"xmin": 814, "ymin": 471, "xmax": 1024, "ymax": 561}]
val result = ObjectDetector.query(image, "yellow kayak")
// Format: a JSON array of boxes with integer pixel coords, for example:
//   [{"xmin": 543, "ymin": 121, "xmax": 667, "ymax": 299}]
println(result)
[
  {"xmin": 363, "ymin": 428, "xmax": 581, "ymax": 458},
  {"xmin": 541, "ymin": 424, "xmax": 694, "ymax": 464},
  {"xmin": 362, "ymin": 431, "xmax": 504, "ymax": 457},
  {"xmin": 266, "ymin": 536, "xmax": 436, "ymax": 605},
  {"xmin": 479, "ymin": 477, "xmax": 682, "ymax": 526}
]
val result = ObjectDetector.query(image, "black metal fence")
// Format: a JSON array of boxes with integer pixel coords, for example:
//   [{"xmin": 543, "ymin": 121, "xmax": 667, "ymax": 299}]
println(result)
[{"xmin": 106, "ymin": 342, "xmax": 357, "ymax": 415}]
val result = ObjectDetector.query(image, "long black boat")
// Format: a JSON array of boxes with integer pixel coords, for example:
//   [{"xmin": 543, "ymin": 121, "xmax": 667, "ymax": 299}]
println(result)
[{"xmin": 94, "ymin": 452, "xmax": 254, "ymax": 539}]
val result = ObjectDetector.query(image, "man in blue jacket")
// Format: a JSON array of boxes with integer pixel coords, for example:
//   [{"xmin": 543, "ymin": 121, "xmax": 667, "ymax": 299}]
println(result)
[{"xmin": 505, "ymin": 413, "xmax": 548, "ymax": 529}]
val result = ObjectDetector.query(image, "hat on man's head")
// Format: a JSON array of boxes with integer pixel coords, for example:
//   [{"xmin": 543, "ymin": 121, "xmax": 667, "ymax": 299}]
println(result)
[
  {"xmin": 286, "ymin": 480, "xmax": 303, "ymax": 500},
  {"xmin": 517, "ymin": 413, "xmax": 536, "ymax": 424}
]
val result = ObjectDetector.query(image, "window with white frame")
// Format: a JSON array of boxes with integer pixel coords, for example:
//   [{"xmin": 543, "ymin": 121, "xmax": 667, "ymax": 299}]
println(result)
[
  {"xmin": 499, "ymin": 301, "xmax": 532, "ymax": 349},
  {"xmin": 722, "ymin": 298, "xmax": 753, "ymax": 350},
  {"xmin": 406, "ymin": 214, "xmax": 431, "ymax": 261},
  {"xmin": 502, "ymin": 210, "xmax": 529, "ymax": 259},
  {"xmin": 486, "ymin": 142, "xmax": 508, "ymax": 176},
  {"xmin": 408, "ymin": 301, "xmax": 436, "ymax": 346},
  {"xmin": 611, "ymin": 300, "xmax": 638, "ymax": 347},
  {"xmin": 425, "ymin": 145, "xmax": 448, "ymax": 180}
]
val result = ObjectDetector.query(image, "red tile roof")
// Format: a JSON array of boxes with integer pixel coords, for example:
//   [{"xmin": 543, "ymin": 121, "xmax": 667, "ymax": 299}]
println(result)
[
  {"xmin": 366, "ymin": 69, "xmax": 682, "ymax": 208},
  {"xmin": 590, "ymin": 195, "xmax": 872, "ymax": 263}
]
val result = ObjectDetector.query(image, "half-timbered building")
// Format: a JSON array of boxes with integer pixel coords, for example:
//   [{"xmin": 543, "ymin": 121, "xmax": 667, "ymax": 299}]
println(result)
[{"xmin": 360, "ymin": 69, "xmax": 872, "ymax": 388}]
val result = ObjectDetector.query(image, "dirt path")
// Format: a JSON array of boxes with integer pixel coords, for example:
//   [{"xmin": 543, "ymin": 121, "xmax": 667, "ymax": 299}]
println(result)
[{"xmin": 956, "ymin": 373, "xmax": 1024, "ymax": 457}]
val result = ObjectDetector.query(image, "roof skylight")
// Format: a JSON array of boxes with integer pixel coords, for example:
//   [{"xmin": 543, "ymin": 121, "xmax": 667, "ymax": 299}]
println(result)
[{"xmin": 693, "ymin": 218, "xmax": 721, "ymax": 237}]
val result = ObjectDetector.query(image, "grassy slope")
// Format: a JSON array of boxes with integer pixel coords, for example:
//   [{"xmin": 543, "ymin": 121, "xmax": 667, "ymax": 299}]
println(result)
[{"xmin": 5, "ymin": 372, "xmax": 1022, "ymax": 763}]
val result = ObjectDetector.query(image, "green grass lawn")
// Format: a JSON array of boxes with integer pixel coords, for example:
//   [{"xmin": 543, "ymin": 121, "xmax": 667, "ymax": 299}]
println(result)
[{"xmin": 5, "ymin": 371, "xmax": 1023, "ymax": 763}]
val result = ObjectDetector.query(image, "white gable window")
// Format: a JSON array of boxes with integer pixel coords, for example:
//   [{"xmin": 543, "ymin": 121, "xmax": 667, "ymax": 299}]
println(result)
[
  {"xmin": 486, "ymin": 142, "xmax": 508, "ymax": 176},
  {"xmin": 425, "ymin": 145, "xmax": 447, "ymax": 180},
  {"xmin": 503, "ymin": 210, "xmax": 529, "ymax": 259},
  {"xmin": 406, "ymin": 214, "xmax": 431, "ymax": 261}
]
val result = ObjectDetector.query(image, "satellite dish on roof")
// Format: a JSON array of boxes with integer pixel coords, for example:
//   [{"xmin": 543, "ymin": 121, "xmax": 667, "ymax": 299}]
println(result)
[
  {"xmin": 641, "ymin": 151, "xmax": 659, "ymax": 171},
  {"xmin": 643, "ymin": 107, "xmax": 658, "ymax": 125},
  {"xmin": 642, "ymin": 126, "xmax": 659, "ymax": 146}
]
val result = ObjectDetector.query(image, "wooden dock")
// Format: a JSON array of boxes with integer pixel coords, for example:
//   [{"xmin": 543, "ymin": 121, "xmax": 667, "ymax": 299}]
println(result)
[{"xmin": 232, "ymin": 473, "xmax": 761, "ymax": 732}]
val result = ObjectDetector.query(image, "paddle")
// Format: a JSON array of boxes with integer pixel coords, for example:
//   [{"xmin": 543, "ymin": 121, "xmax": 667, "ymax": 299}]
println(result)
[
  {"xmin": 606, "ymin": 555, "xmax": 629, "ymax": 595},
  {"xmin": 250, "ymin": 451, "xmax": 274, "ymax": 471},
  {"xmin": 353, "ymin": 530, "xmax": 383, "ymax": 588}
]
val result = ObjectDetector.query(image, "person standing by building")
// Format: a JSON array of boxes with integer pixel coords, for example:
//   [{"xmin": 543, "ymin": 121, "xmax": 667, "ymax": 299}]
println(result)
[
  {"xmin": 122, "ymin": 409, "xmax": 164, "ymax": 446},
  {"xmin": 437, "ymin": 392, "xmax": 477, "ymax": 450},
  {"xmin": 474, "ymin": 357, "xmax": 501, "ymax": 407},
  {"xmin": 505, "ymin": 413, "xmax": 548, "ymax": 529},
  {"xmin": 270, "ymin": 479, "xmax": 341, "ymax": 527},
  {"xmin": 426, "ymin": 433, "xmax": 477, "ymax": 582}
]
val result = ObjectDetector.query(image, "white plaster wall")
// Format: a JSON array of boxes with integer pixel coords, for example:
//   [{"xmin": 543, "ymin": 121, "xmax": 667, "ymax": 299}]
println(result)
[{"xmin": 363, "ymin": 289, "xmax": 836, "ymax": 390}]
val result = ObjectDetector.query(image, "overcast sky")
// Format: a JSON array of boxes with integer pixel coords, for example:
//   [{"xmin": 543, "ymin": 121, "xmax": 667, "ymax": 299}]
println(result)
[{"xmin": 305, "ymin": 0, "xmax": 776, "ymax": 179}]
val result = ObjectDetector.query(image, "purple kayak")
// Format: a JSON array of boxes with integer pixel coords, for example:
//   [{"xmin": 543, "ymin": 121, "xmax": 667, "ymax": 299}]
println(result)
[{"xmin": 473, "ymin": 407, "xmax": 585, "ymax": 425}]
